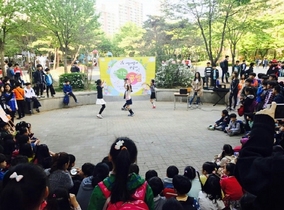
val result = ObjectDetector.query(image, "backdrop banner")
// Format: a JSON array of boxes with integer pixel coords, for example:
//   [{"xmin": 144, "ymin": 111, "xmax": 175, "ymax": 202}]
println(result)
[{"xmin": 98, "ymin": 57, "xmax": 156, "ymax": 96}]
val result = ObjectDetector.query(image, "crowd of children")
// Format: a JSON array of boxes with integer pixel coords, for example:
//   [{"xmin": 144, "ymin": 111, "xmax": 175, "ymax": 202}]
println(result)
[{"xmin": 0, "ymin": 127, "xmax": 251, "ymax": 210}]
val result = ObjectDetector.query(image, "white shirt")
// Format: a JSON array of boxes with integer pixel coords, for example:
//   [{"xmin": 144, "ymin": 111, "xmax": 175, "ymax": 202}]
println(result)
[
  {"xmin": 198, "ymin": 191, "xmax": 225, "ymax": 210},
  {"xmin": 24, "ymin": 87, "xmax": 36, "ymax": 98}
]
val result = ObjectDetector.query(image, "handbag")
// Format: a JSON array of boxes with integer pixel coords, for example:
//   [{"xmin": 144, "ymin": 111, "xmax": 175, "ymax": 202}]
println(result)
[{"xmin": 237, "ymin": 105, "xmax": 244, "ymax": 116}]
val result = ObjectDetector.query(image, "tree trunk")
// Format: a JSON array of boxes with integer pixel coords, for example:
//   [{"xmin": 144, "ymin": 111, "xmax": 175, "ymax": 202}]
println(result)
[
  {"xmin": 53, "ymin": 48, "xmax": 57, "ymax": 71},
  {"xmin": 0, "ymin": 41, "xmax": 5, "ymax": 77},
  {"xmin": 64, "ymin": 48, "xmax": 68, "ymax": 74},
  {"xmin": 72, "ymin": 45, "xmax": 81, "ymax": 64}
]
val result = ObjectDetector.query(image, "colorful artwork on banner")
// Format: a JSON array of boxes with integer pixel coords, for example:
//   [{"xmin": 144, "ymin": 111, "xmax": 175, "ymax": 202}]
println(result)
[{"xmin": 98, "ymin": 57, "xmax": 156, "ymax": 96}]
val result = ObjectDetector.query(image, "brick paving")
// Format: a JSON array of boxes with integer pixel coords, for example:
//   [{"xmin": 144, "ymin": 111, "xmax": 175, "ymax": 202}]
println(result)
[{"xmin": 24, "ymin": 97, "xmax": 241, "ymax": 178}]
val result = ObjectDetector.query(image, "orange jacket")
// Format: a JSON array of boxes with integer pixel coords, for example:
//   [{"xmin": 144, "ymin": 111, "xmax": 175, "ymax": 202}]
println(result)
[{"xmin": 13, "ymin": 87, "xmax": 25, "ymax": 100}]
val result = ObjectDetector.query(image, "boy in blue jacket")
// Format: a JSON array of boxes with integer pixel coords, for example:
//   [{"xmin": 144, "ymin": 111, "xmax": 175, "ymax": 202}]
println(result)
[{"xmin": 63, "ymin": 80, "xmax": 78, "ymax": 103}]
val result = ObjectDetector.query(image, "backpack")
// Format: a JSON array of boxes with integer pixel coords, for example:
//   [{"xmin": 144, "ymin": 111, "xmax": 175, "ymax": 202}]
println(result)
[
  {"xmin": 248, "ymin": 100, "xmax": 258, "ymax": 113},
  {"xmin": 220, "ymin": 61, "xmax": 225, "ymax": 69},
  {"xmin": 63, "ymin": 94, "xmax": 69, "ymax": 105},
  {"xmin": 98, "ymin": 181, "xmax": 149, "ymax": 210},
  {"xmin": 237, "ymin": 120, "xmax": 245, "ymax": 134}
]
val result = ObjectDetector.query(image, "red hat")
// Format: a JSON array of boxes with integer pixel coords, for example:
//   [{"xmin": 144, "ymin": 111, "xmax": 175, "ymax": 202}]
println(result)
[{"xmin": 271, "ymin": 59, "xmax": 278, "ymax": 63}]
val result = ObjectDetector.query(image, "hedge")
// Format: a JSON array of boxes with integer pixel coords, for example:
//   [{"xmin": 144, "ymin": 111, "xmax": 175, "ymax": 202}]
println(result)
[{"xmin": 59, "ymin": 73, "xmax": 87, "ymax": 90}]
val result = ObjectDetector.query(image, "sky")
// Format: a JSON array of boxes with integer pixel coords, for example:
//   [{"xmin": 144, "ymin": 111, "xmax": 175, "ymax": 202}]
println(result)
[{"xmin": 96, "ymin": 0, "xmax": 162, "ymax": 20}]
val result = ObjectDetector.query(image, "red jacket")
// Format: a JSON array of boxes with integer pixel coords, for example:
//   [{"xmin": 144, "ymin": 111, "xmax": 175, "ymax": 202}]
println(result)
[{"xmin": 220, "ymin": 176, "xmax": 243, "ymax": 200}]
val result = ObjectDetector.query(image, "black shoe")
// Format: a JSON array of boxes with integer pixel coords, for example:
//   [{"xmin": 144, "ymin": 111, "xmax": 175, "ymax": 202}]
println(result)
[
  {"xmin": 36, "ymin": 108, "xmax": 40, "ymax": 113},
  {"xmin": 17, "ymin": 117, "xmax": 22, "ymax": 120},
  {"xmin": 28, "ymin": 110, "xmax": 32, "ymax": 114}
]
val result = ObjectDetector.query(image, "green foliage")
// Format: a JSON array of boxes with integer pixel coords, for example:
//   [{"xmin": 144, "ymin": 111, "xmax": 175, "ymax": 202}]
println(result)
[
  {"xmin": 155, "ymin": 60, "xmax": 195, "ymax": 88},
  {"xmin": 113, "ymin": 23, "xmax": 146, "ymax": 57},
  {"xmin": 59, "ymin": 73, "xmax": 87, "ymax": 90}
]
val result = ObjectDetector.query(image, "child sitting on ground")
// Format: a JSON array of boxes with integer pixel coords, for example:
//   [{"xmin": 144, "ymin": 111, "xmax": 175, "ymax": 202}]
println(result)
[
  {"xmin": 198, "ymin": 174, "xmax": 225, "ymax": 210},
  {"xmin": 148, "ymin": 177, "xmax": 166, "ymax": 210},
  {"xmin": 173, "ymin": 175, "xmax": 198, "ymax": 210},
  {"xmin": 225, "ymin": 113, "xmax": 241, "ymax": 136},
  {"xmin": 208, "ymin": 110, "xmax": 229, "ymax": 131},
  {"xmin": 0, "ymin": 153, "xmax": 7, "ymax": 180},
  {"xmin": 163, "ymin": 165, "xmax": 179, "ymax": 198},
  {"xmin": 199, "ymin": 162, "xmax": 216, "ymax": 186},
  {"xmin": 220, "ymin": 163, "xmax": 243, "ymax": 209}
]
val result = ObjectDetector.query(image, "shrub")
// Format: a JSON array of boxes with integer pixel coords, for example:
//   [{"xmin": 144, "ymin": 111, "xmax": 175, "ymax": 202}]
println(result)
[
  {"xmin": 155, "ymin": 59, "xmax": 195, "ymax": 88},
  {"xmin": 59, "ymin": 73, "xmax": 87, "ymax": 90}
]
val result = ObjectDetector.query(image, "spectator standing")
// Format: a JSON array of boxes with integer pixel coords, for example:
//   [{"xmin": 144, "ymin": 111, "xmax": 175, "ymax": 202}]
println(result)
[
  {"xmin": 3, "ymin": 84, "xmax": 17, "ymax": 122},
  {"xmin": 14, "ymin": 63, "xmax": 23, "ymax": 84},
  {"xmin": 262, "ymin": 58, "xmax": 268, "ymax": 68},
  {"xmin": 204, "ymin": 62, "xmax": 212, "ymax": 88},
  {"xmin": 6, "ymin": 63, "xmax": 15, "ymax": 82},
  {"xmin": 45, "ymin": 68, "xmax": 55, "ymax": 98},
  {"xmin": 228, "ymin": 72, "xmax": 240, "ymax": 111},
  {"xmin": 210, "ymin": 64, "xmax": 219, "ymax": 87},
  {"xmin": 220, "ymin": 55, "xmax": 229, "ymax": 84},
  {"xmin": 232, "ymin": 60, "xmax": 241, "ymax": 78},
  {"xmin": 33, "ymin": 64, "xmax": 45, "ymax": 98},
  {"xmin": 240, "ymin": 60, "xmax": 247, "ymax": 78},
  {"xmin": 71, "ymin": 61, "xmax": 80, "ymax": 73},
  {"xmin": 13, "ymin": 82, "xmax": 26, "ymax": 119},
  {"xmin": 188, "ymin": 72, "xmax": 203, "ymax": 108}
]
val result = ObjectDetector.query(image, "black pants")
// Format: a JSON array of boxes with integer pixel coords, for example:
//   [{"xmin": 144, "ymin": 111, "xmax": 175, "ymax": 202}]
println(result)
[
  {"xmin": 222, "ymin": 70, "xmax": 228, "ymax": 83},
  {"xmin": 68, "ymin": 92, "xmax": 77, "ymax": 102},
  {"xmin": 25, "ymin": 97, "xmax": 41, "ymax": 111},
  {"xmin": 212, "ymin": 79, "xmax": 217, "ymax": 87},
  {"xmin": 99, "ymin": 104, "xmax": 106, "ymax": 114},
  {"xmin": 17, "ymin": 100, "xmax": 26, "ymax": 118},
  {"xmin": 46, "ymin": 84, "xmax": 55, "ymax": 97},
  {"xmin": 35, "ymin": 83, "xmax": 44, "ymax": 96},
  {"xmin": 229, "ymin": 91, "xmax": 238, "ymax": 109}
]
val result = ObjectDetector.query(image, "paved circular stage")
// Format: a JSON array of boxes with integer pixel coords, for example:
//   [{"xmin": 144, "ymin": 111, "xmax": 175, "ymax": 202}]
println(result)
[{"xmin": 25, "ymin": 99, "xmax": 240, "ymax": 177}]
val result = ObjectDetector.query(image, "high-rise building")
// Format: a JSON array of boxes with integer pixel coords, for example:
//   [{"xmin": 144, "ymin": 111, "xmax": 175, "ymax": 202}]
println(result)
[{"xmin": 96, "ymin": 0, "xmax": 143, "ymax": 35}]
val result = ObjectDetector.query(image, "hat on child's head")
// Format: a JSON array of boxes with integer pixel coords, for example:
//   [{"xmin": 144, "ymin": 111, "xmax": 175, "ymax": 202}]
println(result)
[{"xmin": 0, "ymin": 153, "xmax": 6, "ymax": 163}]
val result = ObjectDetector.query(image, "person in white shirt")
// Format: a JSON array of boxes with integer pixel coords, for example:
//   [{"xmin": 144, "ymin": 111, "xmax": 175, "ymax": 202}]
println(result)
[
  {"xmin": 24, "ymin": 83, "xmax": 41, "ymax": 114},
  {"xmin": 198, "ymin": 174, "xmax": 225, "ymax": 210}
]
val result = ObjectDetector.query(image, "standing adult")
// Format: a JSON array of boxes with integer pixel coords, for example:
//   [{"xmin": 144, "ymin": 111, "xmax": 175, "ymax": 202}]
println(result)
[
  {"xmin": 262, "ymin": 58, "xmax": 268, "ymax": 69},
  {"xmin": 33, "ymin": 64, "xmax": 45, "ymax": 98},
  {"xmin": 70, "ymin": 62, "xmax": 80, "ymax": 73},
  {"xmin": 228, "ymin": 72, "xmax": 239, "ymax": 111},
  {"xmin": 221, "ymin": 56, "xmax": 229, "ymax": 84},
  {"xmin": 6, "ymin": 63, "xmax": 15, "ymax": 81},
  {"xmin": 266, "ymin": 59, "xmax": 280, "ymax": 77},
  {"xmin": 240, "ymin": 60, "xmax": 247, "ymax": 78},
  {"xmin": 188, "ymin": 72, "xmax": 203, "ymax": 108}
]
